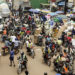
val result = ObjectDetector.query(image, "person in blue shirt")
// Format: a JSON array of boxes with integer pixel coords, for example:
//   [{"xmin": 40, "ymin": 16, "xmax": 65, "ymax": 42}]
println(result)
[
  {"xmin": 9, "ymin": 49, "xmax": 15, "ymax": 67},
  {"xmin": 49, "ymin": 19, "xmax": 54, "ymax": 27}
]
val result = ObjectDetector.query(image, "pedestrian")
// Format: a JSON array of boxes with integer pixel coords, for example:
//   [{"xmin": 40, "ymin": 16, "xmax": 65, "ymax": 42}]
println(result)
[
  {"xmin": 25, "ymin": 69, "xmax": 29, "ymax": 75},
  {"xmin": 0, "ymin": 51, "xmax": 1, "ymax": 62},
  {"xmin": 9, "ymin": 49, "xmax": 15, "ymax": 67},
  {"xmin": 44, "ymin": 72, "xmax": 48, "ymax": 75}
]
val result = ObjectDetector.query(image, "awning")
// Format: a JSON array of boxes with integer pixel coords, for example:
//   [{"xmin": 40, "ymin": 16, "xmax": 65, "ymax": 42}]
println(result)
[
  {"xmin": 55, "ymin": 11, "xmax": 64, "ymax": 14},
  {"xmin": 29, "ymin": 9, "xmax": 40, "ymax": 13},
  {"xmin": 58, "ymin": 1, "xmax": 65, "ymax": 6},
  {"xmin": 40, "ymin": 9, "xmax": 50, "ymax": 13},
  {"xmin": 48, "ymin": 12, "xmax": 58, "ymax": 16},
  {"xmin": 57, "ymin": 15, "xmax": 68, "ymax": 19}
]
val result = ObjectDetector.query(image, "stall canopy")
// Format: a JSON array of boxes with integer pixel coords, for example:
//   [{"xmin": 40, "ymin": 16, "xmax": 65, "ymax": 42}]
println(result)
[
  {"xmin": 57, "ymin": 15, "xmax": 68, "ymax": 19},
  {"xmin": 40, "ymin": 9, "xmax": 50, "ymax": 13},
  {"xmin": 48, "ymin": 12, "xmax": 58, "ymax": 16},
  {"xmin": 55, "ymin": 11, "xmax": 64, "ymax": 14},
  {"xmin": 29, "ymin": 9, "xmax": 40, "ymax": 13},
  {"xmin": 53, "ymin": 17, "xmax": 59, "ymax": 22},
  {"xmin": 58, "ymin": 1, "xmax": 65, "ymax": 6}
]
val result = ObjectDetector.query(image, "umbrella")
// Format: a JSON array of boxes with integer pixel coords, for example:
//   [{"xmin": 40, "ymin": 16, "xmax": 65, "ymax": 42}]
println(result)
[
  {"xmin": 40, "ymin": 9, "xmax": 50, "ymax": 13},
  {"xmin": 58, "ymin": 1, "xmax": 65, "ymax": 6},
  {"xmin": 48, "ymin": 12, "xmax": 58, "ymax": 16},
  {"xmin": 29, "ymin": 9, "xmax": 40, "ymax": 13},
  {"xmin": 57, "ymin": 15, "xmax": 68, "ymax": 19},
  {"xmin": 56, "ymin": 17, "xmax": 63, "ymax": 23},
  {"xmin": 53, "ymin": 17, "xmax": 59, "ymax": 22},
  {"xmin": 55, "ymin": 11, "xmax": 64, "ymax": 14}
]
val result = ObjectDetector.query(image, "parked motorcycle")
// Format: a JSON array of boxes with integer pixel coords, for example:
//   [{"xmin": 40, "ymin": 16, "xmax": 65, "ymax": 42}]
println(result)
[
  {"xmin": 27, "ymin": 49, "xmax": 35, "ymax": 58},
  {"xmin": 2, "ymin": 46, "xmax": 10, "ymax": 56},
  {"xmin": 43, "ymin": 54, "xmax": 51, "ymax": 66}
]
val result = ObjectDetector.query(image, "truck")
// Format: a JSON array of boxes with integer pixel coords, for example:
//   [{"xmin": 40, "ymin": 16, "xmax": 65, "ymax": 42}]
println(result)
[
  {"xmin": 0, "ymin": 1, "xmax": 10, "ymax": 32},
  {"xmin": 0, "ymin": 2, "xmax": 10, "ymax": 17}
]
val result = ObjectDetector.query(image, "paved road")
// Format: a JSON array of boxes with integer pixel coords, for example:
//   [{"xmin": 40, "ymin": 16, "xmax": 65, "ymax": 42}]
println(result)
[
  {"xmin": 0, "ymin": 44, "xmax": 56, "ymax": 75},
  {"xmin": 0, "ymin": 24, "xmax": 68, "ymax": 75}
]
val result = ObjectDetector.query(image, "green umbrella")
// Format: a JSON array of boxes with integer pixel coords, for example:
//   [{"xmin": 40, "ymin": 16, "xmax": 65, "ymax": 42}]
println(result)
[{"xmin": 54, "ymin": 18, "xmax": 59, "ymax": 22}]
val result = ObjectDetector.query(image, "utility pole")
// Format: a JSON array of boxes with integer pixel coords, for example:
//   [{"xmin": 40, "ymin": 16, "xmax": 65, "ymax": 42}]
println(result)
[
  {"xmin": 64, "ymin": 0, "xmax": 68, "ymax": 14},
  {"xmin": 50, "ymin": 0, "xmax": 52, "ymax": 11},
  {"xmin": 12, "ymin": 0, "xmax": 14, "ymax": 10},
  {"xmin": 12, "ymin": 0, "xmax": 14, "ymax": 15}
]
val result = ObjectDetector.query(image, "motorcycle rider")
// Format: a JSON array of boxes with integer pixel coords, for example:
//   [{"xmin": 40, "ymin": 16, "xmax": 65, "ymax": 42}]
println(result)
[
  {"xmin": 27, "ymin": 40, "xmax": 33, "ymax": 53},
  {"xmin": 20, "ymin": 52, "xmax": 28, "ymax": 69}
]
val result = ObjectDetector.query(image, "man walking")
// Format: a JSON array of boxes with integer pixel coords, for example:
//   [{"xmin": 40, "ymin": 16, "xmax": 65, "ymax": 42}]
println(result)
[{"xmin": 9, "ymin": 49, "xmax": 15, "ymax": 67}]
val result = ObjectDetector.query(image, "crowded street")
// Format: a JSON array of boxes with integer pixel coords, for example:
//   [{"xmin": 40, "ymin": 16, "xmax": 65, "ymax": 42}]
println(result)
[{"xmin": 0, "ymin": 0, "xmax": 75, "ymax": 75}]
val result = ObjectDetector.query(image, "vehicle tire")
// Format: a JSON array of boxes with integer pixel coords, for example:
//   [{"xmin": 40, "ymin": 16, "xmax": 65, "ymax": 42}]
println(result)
[
  {"xmin": 17, "ymin": 67, "xmax": 21, "ymax": 74},
  {"xmin": 47, "ymin": 60, "xmax": 51, "ymax": 66},
  {"xmin": 32, "ymin": 51, "xmax": 35, "ymax": 59}
]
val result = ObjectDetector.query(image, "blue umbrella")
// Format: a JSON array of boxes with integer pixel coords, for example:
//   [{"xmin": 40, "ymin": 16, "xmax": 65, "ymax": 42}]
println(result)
[
  {"xmin": 29, "ymin": 9, "xmax": 40, "ymax": 13},
  {"xmin": 57, "ymin": 15, "xmax": 68, "ymax": 19},
  {"xmin": 56, "ymin": 17, "xmax": 63, "ymax": 23},
  {"xmin": 55, "ymin": 11, "xmax": 64, "ymax": 14},
  {"xmin": 48, "ymin": 12, "xmax": 58, "ymax": 16},
  {"xmin": 58, "ymin": 2, "xmax": 65, "ymax": 6}
]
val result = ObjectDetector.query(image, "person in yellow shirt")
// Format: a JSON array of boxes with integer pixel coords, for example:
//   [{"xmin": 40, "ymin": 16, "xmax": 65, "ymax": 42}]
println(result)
[{"xmin": 27, "ymin": 40, "xmax": 33, "ymax": 53}]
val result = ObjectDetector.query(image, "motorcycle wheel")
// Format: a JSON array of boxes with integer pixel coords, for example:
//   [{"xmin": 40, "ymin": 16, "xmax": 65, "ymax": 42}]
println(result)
[
  {"xmin": 47, "ymin": 60, "xmax": 51, "ymax": 66},
  {"xmin": 32, "ymin": 51, "xmax": 35, "ymax": 59},
  {"xmin": 17, "ymin": 67, "xmax": 21, "ymax": 74},
  {"xmin": 2, "ymin": 51, "xmax": 5, "ymax": 56}
]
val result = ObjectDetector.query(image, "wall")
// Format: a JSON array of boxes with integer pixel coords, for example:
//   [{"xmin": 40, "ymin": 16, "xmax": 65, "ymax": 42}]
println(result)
[{"xmin": 30, "ymin": 0, "xmax": 48, "ymax": 8}]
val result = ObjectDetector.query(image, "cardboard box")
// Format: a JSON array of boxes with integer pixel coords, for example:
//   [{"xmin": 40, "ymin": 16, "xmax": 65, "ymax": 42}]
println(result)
[{"xmin": 35, "ymin": 28, "xmax": 41, "ymax": 35}]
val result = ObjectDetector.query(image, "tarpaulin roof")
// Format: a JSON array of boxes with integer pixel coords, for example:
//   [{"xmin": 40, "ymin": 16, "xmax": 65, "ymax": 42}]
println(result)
[
  {"xmin": 58, "ymin": 1, "xmax": 65, "ymax": 6},
  {"xmin": 55, "ymin": 11, "xmax": 64, "ymax": 14}
]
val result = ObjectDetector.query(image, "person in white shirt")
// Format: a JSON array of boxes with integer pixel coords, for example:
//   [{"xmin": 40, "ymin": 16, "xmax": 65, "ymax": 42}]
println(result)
[
  {"xmin": 26, "ymin": 40, "xmax": 29, "ymax": 48},
  {"xmin": 10, "ymin": 35, "xmax": 16, "ymax": 42}
]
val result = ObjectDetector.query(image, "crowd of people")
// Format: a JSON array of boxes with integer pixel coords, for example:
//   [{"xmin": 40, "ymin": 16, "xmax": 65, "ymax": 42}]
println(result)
[{"xmin": 0, "ymin": 7, "xmax": 75, "ymax": 75}]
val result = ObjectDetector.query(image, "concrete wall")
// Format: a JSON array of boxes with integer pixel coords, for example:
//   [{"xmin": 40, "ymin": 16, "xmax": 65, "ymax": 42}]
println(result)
[{"xmin": 13, "ymin": 0, "xmax": 30, "ymax": 10}]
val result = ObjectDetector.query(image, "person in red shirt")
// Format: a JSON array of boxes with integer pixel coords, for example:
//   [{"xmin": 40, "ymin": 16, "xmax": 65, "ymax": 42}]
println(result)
[
  {"xmin": 67, "ymin": 36, "xmax": 72, "ymax": 43},
  {"xmin": 28, "ymin": 15, "xmax": 31, "ymax": 21},
  {"xmin": 21, "ymin": 27, "xmax": 26, "ymax": 31},
  {"xmin": 26, "ymin": 29, "xmax": 31, "ymax": 35}
]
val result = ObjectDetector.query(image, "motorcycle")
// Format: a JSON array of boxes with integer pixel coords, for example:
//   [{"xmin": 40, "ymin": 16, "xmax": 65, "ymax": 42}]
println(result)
[
  {"xmin": 17, "ymin": 57, "xmax": 27, "ymax": 74},
  {"xmin": 2, "ymin": 46, "xmax": 10, "ymax": 56},
  {"xmin": 43, "ymin": 54, "xmax": 51, "ymax": 66},
  {"xmin": 27, "ymin": 48, "xmax": 35, "ymax": 58}
]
